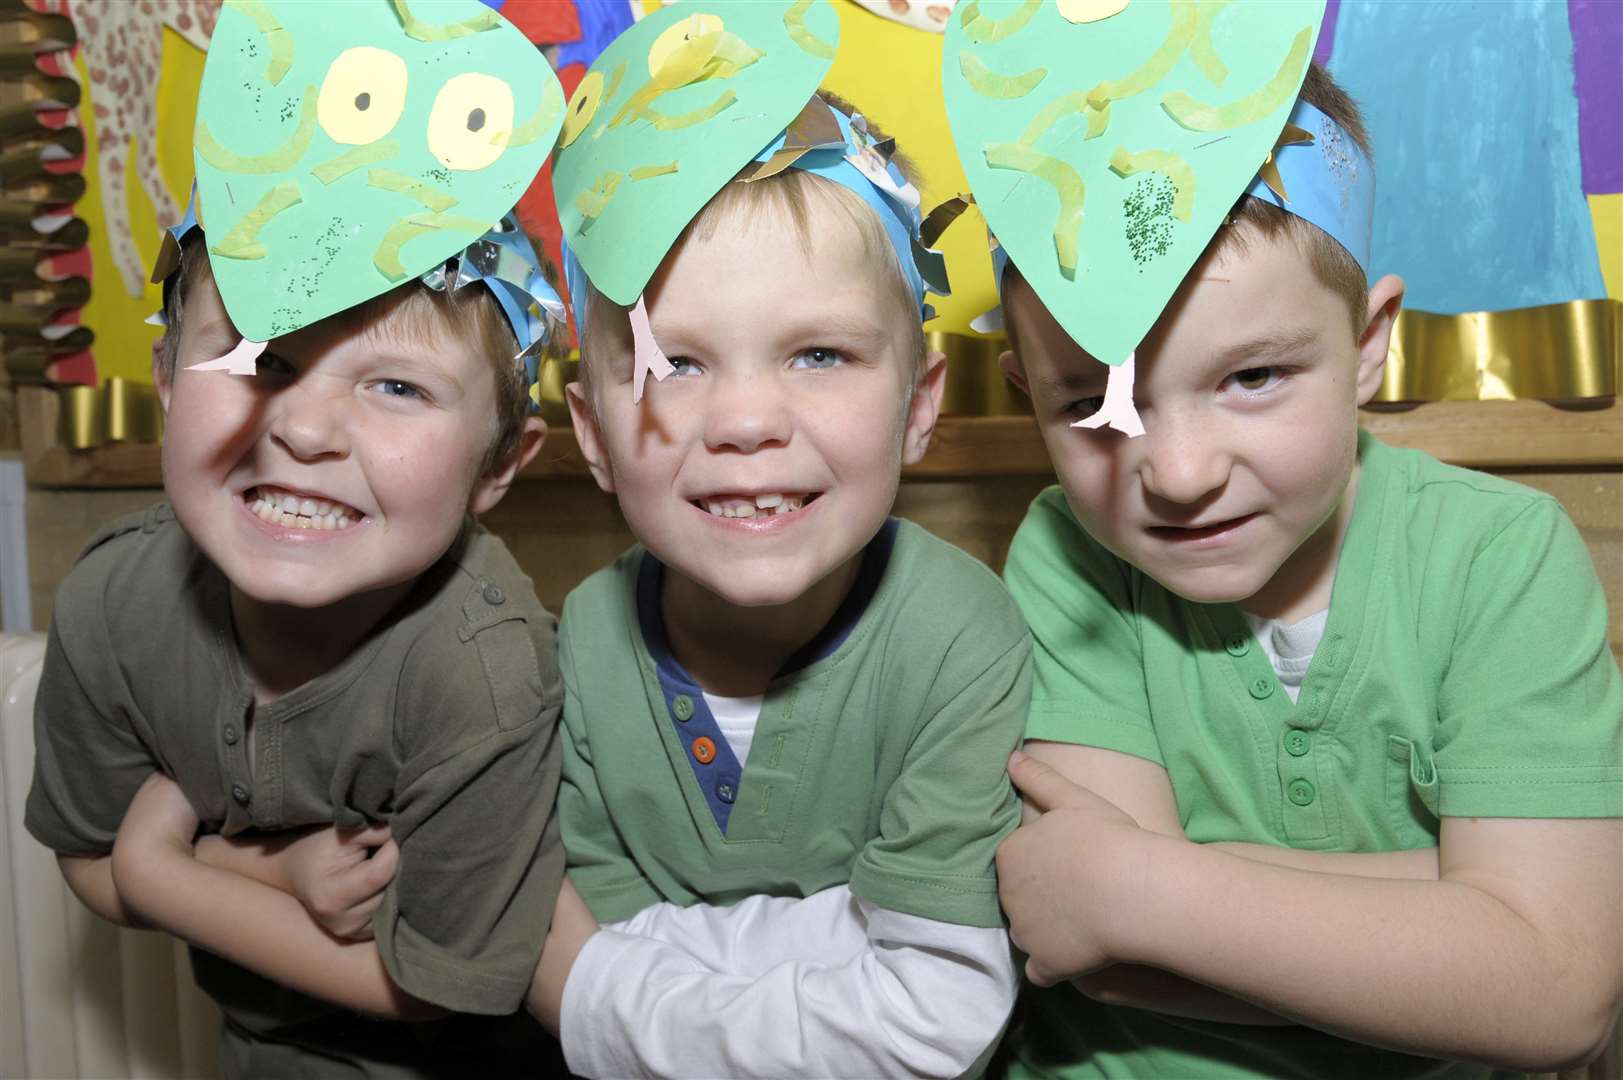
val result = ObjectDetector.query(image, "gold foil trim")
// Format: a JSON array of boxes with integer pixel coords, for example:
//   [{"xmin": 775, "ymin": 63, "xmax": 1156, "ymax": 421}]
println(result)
[
  {"xmin": 932, "ymin": 331, "xmax": 1030, "ymax": 416},
  {"xmin": 56, "ymin": 377, "xmax": 164, "ymax": 450},
  {"xmin": 1378, "ymin": 299, "xmax": 1619, "ymax": 403}
]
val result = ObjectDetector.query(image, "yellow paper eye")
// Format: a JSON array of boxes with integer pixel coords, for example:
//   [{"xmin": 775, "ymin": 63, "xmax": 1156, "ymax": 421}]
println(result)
[
  {"xmin": 427, "ymin": 72, "xmax": 516, "ymax": 171},
  {"xmin": 1057, "ymin": 0, "xmax": 1129, "ymax": 22},
  {"xmin": 560, "ymin": 70, "xmax": 603, "ymax": 149},
  {"xmin": 648, "ymin": 13, "xmax": 725, "ymax": 77},
  {"xmin": 317, "ymin": 47, "xmax": 408, "ymax": 145}
]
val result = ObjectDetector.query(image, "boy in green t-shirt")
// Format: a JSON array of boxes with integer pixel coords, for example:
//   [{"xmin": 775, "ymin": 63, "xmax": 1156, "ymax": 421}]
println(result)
[
  {"xmin": 940, "ymin": 5, "xmax": 1622, "ymax": 1077},
  {"xmin": 526, "ymin": 5, "xmax": 1030, "ymax": 1076}
]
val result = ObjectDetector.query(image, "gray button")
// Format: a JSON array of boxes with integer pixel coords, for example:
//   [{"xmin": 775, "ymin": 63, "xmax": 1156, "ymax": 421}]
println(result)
[
  {"xmin": 1287, "ymin": 779, "xmax": 1316, "ymax": 806},
  {"xmin": 482, "ymin": 584, "xmax": 506, "ymax": 605},
  {"xmin": 716, "ymin": 781, "xmax": 737, "ymax": 804},
  {"xmin": 223, "ymin": 724, "xmax": 239, "ymax": 746},
  {"xmin": 1284, "ymin": 729, "xmax": 1309, "ymax": 756},
  {"xmin": 231, "ymin": 783, "xmax": 251, "ymax": 806}
]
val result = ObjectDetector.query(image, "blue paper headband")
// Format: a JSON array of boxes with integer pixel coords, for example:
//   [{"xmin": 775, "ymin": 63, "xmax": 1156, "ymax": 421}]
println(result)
[
  {"xmin": 154, "ymin": 191, "xmax": 564, "ymax": 412},
  {"xmin": 563, "ymin": 96, "xmax": 948, "ymax": 338},
  {"xmin": 985, "ymin": 101, "xmax": 1376, "ymax": 323}
]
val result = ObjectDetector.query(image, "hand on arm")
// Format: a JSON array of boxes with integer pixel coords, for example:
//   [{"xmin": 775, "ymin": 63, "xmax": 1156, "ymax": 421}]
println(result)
[
  {"xmin": 194, "ymin": 822, "xmax": 399, "ymax": 940},
  {"xmin": 1001, "ymin": 751, "xmax": 1623, "ymax": 1071},
  {"xmin": 110, "ymin": 774, "xmax": 440, "ymax": 1020}
]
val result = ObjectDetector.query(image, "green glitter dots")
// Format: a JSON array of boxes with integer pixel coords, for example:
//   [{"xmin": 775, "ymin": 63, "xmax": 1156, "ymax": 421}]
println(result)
[{"xmin": 1123, "ymin": 173, "xmax": 1175, "ymax": 268}]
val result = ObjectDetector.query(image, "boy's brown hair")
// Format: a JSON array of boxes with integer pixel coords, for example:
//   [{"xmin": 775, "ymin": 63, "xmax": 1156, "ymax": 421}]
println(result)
[
  {"xmin": 1216, "ymin": 63, "xmax": 1374, "ymax": 335},
  {"xmin": 159, "ymin": 235, "xmax": 531, "ymax": 474}
]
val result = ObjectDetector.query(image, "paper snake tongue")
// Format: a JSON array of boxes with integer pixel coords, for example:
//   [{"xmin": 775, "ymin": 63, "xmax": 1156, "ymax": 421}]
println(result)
[
  {"xmin": 187, "ymin": 337, "xmax": 267, "ymax": 376},
  {"xmin": 629, "ymin": 295, "xmax": 674, "ymax": 404},
  {"xmin": 1074, "ymin": 352, "xmax": 1145, "ymax": 438}
]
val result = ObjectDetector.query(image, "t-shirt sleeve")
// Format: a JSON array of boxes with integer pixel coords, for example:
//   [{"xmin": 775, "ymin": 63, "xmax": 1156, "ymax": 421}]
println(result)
[
  {"xmin": 847, "ymin": 583, "xmax": 1033, "ymax": 929},
  {"xmin": 1433, "ymin": 497, "xmax": 1623, "ymax": 818},
  {"xmin": 371, "ymin": 608, "xmax": 566, "ymax": 1015},
  {"xmin": 25, "ymin": 556, "xmax": 158, "ymax": 856},
  {"xmin": 1003, "ymin": 488, "xmax": 1163, "ymax": 765},
  {"xmin": 556, "ymin": 620, "xmax": 663, "ymax": 923}
]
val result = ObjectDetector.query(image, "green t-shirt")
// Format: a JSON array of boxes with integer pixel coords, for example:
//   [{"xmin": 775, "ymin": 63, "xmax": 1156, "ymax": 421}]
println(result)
[
  {"xmin": 559, "ymin": 518, "xmax": 1032, "ymax": 928},
  {"xmin": 26, "ymin": 503, "xmax": 566, "ymax": 1079},
  {"xmin": 1001, "ymin": 432, "xmax": 1623, "ymax": 1079}
]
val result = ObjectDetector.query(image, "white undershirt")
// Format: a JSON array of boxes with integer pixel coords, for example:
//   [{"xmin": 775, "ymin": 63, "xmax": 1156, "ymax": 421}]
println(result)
[
  {"xmin": 702, "ymin": 691, "xmax": 764, "ymax": 764},
  {"xmin": 1242, "ymin": 609, "xmax": 1330, "ymax": 703}
]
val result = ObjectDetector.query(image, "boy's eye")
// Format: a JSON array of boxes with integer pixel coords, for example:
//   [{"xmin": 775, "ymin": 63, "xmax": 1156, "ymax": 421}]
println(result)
[
  {"xmin": 1067, "ymin": 395, "xmax": 1106, "ymax": 419},
  {"xmin": 667, "ymin": 356, "xmax": 700, "ymax": 377},
  {"xmin": 790, "ymin": 347, "xmax": 843, "ymax": 371},
  {"xmin": 374, "ymin": 379, "xmax": 425, "ymax": 400},
  {"xmin": 1225, "ymin": 366, "xmax": 1285, "ymax": 395},
  {"xmin": 256, "ymin": 350, "xmax": 296, "ymax": 377}
]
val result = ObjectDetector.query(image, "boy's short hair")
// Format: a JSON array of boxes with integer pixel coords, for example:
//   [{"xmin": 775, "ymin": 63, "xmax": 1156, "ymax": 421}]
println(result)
[
  {"xmin": 577, "ymin": 93, "xmax": 929, "ymax": 397},
  {"xmin": 1215, "ymin": 63, "xmax": 1374, "ymax": 336},
  {"xmin": 159, "ymin": 234, "xmax": 531, "ymax": 474}
]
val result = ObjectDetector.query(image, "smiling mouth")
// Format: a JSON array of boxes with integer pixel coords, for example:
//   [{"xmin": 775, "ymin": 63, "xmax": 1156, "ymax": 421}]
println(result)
[
  {"xmin": 1147, "ymin": 513, "xmax": 1257, "ymax": 542},
  {"xmin": 690, "ymin": 492, "xmax": 822, "ymax": 519},
  {"xmin": 245, "ymin": 485, "xmax": 361, "ymax": 531}
]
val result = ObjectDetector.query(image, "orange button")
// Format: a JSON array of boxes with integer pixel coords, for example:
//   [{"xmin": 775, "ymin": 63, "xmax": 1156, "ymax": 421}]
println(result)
[{"xmin": 691, "ymin": 736, "xmax": 717, "ymax": 765}]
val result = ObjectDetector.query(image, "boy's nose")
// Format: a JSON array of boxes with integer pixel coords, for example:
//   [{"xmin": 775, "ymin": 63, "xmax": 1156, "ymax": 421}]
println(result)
[
  {"xmin": 702, "ymin": 373, "xmax": 791, "ymax": 454},
  {"xmin": 269, "ymin": 384, "xmax": 350, "ymax": 461},
  {"xmin": 1137, "ymin": 414, "xmax": 1231, "ymax": 505}
]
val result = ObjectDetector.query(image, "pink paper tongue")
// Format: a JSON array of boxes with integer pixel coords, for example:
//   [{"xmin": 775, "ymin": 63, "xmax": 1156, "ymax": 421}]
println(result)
[
  {"xmin": 1074, "ymin": 352, "xmax": 1146, "ymax": 438},
  {"xmin": 629, "ymin": 296, "xmax": 674, "ymax": 404},
  {"xmin": 187, "ymin": 337, "xmax": 267, "ymax": 376}
]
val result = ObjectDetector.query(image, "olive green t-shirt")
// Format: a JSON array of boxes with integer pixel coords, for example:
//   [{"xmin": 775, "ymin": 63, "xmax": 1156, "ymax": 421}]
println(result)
[
  {"xmin": 1001, "ymin": 432, "xmax": 1623, "ymax": 1079},
  {"xmin": 26, "ymin": 503, "xmax": 566, "ymax": 1077},
  {"xmin": 560, "ymin": 518, "xmax": 1032, "ymax": 928}
]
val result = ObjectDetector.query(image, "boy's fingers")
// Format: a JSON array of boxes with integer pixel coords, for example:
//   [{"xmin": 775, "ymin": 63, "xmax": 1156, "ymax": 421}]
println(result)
[
  {"xmin": 356, "ymin": 837, "xmax": 400, "ymax": 894},
  {"xmin": 342, "ymin": 823, "xmax": 393, "ymax": 851},
  {"xmin": 1007, "ymin": 749, "xmax": 1088, "ymax": 814}
]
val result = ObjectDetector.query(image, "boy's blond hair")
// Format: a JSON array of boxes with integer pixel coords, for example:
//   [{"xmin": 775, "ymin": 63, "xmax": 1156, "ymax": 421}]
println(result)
[{"xmin": 160, "ymin": 235, "xmax": 532, "ymax": 474}]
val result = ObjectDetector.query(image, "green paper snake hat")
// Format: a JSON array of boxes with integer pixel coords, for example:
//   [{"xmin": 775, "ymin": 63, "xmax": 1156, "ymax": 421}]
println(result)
[
  {"xmin": 943, "ymin": 0, "xmax": 1326, "ymax": 368},
  {"xmin": 188, "ymin": 0, "xmax": 565, "ymax": 344}
]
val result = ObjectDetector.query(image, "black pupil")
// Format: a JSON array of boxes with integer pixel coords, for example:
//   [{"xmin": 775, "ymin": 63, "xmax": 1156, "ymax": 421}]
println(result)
[
  {"xmin": 354, "ymin": 92, "xmax": 370, "ymax": 111},
  {"xmin": 467, "ymin": 108, "xmax": 485, "ymax": 132}
]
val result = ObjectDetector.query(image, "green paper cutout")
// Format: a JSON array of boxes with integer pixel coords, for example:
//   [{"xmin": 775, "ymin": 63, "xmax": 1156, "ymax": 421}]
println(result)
[
  {"xmin": 194, "ymin": 0, "xmax": 563, "ymax": 341},
  {"xmin": 944, "ymin": 0, "xmax": 1323, "ymax": 365},
  {"xmin": 552, "ymin": 0, "xmax": 838, "ymax": 306}
]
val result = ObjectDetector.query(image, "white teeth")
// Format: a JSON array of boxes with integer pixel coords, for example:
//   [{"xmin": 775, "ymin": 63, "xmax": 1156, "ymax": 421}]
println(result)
[
  {"xmin": 248, "ymin": 486, "xmax": 359, "ymax": 530},
  {"xmin": 700, "ymin": 493, "xmax": 809, "ymax": 518},
  {"xmin": 754, "ymin": 493, "xmax": 784, "ymax": 509},
  {"xmin": 299, "ymin": 498, "xmax": 318, "ymax": 517}
]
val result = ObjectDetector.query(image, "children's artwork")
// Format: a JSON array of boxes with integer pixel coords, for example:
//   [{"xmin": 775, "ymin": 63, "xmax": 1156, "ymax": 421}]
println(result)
[
  {"xmin": 190, "ymin": 0, "xmax": 564, "ymax": 343},
  {"xmin": 942, "ymin": 0, "xmax": 1324, "ymax": 369},
  {"xmin": 551, "ymin": 0, "xmax": 840, "ymax": 308}
]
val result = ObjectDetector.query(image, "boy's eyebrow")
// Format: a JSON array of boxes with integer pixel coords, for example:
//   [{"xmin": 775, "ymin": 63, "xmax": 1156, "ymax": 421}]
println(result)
[
  {"xmin": 1034, "ymin": 369, "xmax": 1106, "ymax": 400},
  {"xmin": 1206, "ymin": 326, "xmax": 1321, "ymax": 368}
]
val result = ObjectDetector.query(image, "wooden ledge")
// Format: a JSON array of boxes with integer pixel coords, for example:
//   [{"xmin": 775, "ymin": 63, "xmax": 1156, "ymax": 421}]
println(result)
[{"xmin": 18, "ymin": 390, "xmax": 1623, "ymax": 489}]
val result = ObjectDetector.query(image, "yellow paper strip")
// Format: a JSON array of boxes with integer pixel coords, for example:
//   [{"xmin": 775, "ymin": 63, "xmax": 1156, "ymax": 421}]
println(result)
[
  {"xmin": 604, "ymin": 59, "xmax": 628, "ymax": 104},
  {"xmin": 229, "ymin": 0, "xmax": 293, "ymax": 85},
  {"xmin": 985, "ymin": 142, "xmax": 1086, "ymax": 276},
  {"xmin": 1161, "ymin": 24, "xmax": 1312, "ymax": 131},
  {"xmin": 1088, "ymin": 1, "xmax": 1196, "ymax": 108},
  {"xmin": 959, "ymin": 0, "xmax": 1041, "ymax": 44},
  {"xmin": 209, "ymin": 181, "xmax": 303, "ymax": 260},
  {"xmin": 366, "ymin": 169, "xmax": 457, "ymax": 212},
  {"xmin": 391, "ymin": 0, "xmax": 497, "ymax": 42},
  {"xmin": 960, "ymin": 52, "xmax": 1048, "ymax": 100},
  {"xmin": 1189, "ymin": 0, "xmax": 1233, "ymax": 86},
  {"xmin": 647, "ymin": 89, "xmax": 737, "ymax": 131},
  {"xmin": 1108, "ymin": 147, "xmax": 1196, "ymax": 220},
  {"xmin": 372, "ymin": 211, "xmax": 489, "ymax": 280},
  {"xmin": 630, "ymin": 162, "xmax": 679, "ymax": 181},
  {"xmin": 196, "ymin": 87, "xmax": 316, "ymax": 174},
  {"xmin": 575, "ymin": 170, "xmax": 624, "ymax": 222},
  {"xmin": 310, "ymin": 139, "xmax": 399, "ymax": 185},
  {"xmin": 510, "ymin": 90, "xmax": 565, "ymax": 148},
  {"xmin": 784, "ymin": 0, "xmax": 836, "ymax": 60}
]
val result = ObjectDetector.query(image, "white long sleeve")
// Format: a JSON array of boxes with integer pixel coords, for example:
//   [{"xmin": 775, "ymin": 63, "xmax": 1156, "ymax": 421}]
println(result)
[{"xmin": 559, "ymin": 887, "xmax": 1017, "ymax": 1079}]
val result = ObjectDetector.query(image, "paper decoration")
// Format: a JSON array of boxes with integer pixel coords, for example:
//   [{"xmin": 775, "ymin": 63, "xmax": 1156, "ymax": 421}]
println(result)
[
  {"xmin": 192, "ymin": 0, "xmax": 564, "ymax": 342},
  {"xmin": 551, "ymin": 0, "xmax": 839, "ymax": 307},
  {"xmin": 627, "ymin": 295, "xmax": 673, "ymax": 403},
  {"xmin": 1074, "ymin": 352, "xmax": 1144, "ymax": 436},
  {"xmin": 943, "ymin": 0, "xmax": 1324, "ymax": 367}
]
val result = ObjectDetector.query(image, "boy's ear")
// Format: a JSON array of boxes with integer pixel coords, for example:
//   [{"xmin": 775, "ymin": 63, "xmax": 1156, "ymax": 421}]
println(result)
[
  {"xmin": 901, "ymin": 349, "xmax": 947, "ymax": 466},
  {"xmin": 998, "ymin": 348, "xmax": 1030, "ymax": 397},
  {"xmin": 1355, "ymin": 274, "xmax": 1405, "ymax": 406},
  {"xmin": 470, "ymin": 415, "xmax": 547, "ymax": 515},
  {"xmin": 152, "ymin": 337, "xmax": 174, "ymax": 413},
  {"xmin": 565, "ymin": 381, "xmax": 617, "ymax": 494}
]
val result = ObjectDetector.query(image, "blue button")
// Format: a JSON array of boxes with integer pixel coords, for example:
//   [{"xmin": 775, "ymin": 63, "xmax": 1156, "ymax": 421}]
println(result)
[
  {"xmin": 672, "ymin": 694, "xmax": 694, "ymax": 721},
  {"xmin": 716, "ymin": 780, "xmax": 737, "ymax": 804}
]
